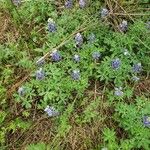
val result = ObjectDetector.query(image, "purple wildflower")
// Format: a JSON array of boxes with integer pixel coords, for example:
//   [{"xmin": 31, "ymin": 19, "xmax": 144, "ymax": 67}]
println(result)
[
  {"xmin": 71, "ymin": 69, "xmax": 80, "ymax": 80},
  {"xmin": 18, "ymin": 87, "xmax": 25, "ymax": 96},
  {"xmin": 111, "ymin": 58, "xmax": 121, "ymax": 69},
  {"xmin": 79, "ymin": 0, "xmax": 86, "ymax": 8},
  {"xmin": 12, "ymin": 0, "xmax": 21, "ymax": 6},
  {"xmin": 36, "ymin": 68, "xmax": 45, "ymax": 80},
  {"xmin": 51, "ymin": 50, "xmax": 62, "ymax": 62},
  {"xmin": 65, "ymin": 0, "xmax": 73, "ymax": 8},
  {"xmin": 87, "ymin": 33, "xmax": 96, "ymax": 43},
  {"xmin": 100, "ymin": 8, "xmax": 109, "ymax": 18},
  {"xmin": 48, "ymin": 18, "xmax": 57, "ymax": 33},
  {"xmin": 119, "ymin": 20, "xmax": 128, "ymax": 32},
  {"xmin": 75, "ymin": 33, "xmax": 83, "ymax": 47},
  {"xmin": 73, "ymin": 54, "xmax": 80, "ymax": 62},
  {"xmin": 132, "ymin": 63, "xmax": 142, "ymax": 73},
  {"xmin": 92, "ymin": 52, "xmax": 101, "ymax": 60},
  {"xmin": 114, "ymin": 87, "xmax": 123, "ymax": 96},
  {"xmin": 44, "ymin": 106, "xmax": 59, "ymax": 117},
  {"xmin": 143, "ymin": 116, "xmax": 150, "ymax": 127}
]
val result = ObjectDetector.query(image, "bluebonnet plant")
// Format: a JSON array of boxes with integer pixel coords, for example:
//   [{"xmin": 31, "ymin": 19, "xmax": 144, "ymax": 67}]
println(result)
[
  {"xmin": 100, "ymin": 8, "xmax": 109, "ymax": 18},
  {"xmin": 65, "ymin": 0, "xmax": 73, "ymax": 9},
  {"xmin": 51, "ymin": 49, "xmax": 62, "ymax": 62},
  {"xmin": 114, "ymin": 87, "xmax": 123, "ymax": 96},
  {"xmin": 71, "ymin": 69, "xmax": 80, "ymax": 80},
  {"xmin": 36, "ymin": 68, "xmax": 45, "ymax": 80},
  {"xmin": 143, "ymin": 116, "xmax": 150, "ymax": 127},
  {"xmin": 79, "ymin": 0, "xmax": 86, "ymax": 8},
  {"xmin": 73, "ymin": 54, "xmax": 80, "ymax": 62},
  {"xmin": 75, "ymin": 33, "xmax": 83, "ymax": 47},
  {"xmin": 87, "ymin": 33, "xmax": 96, "ymax": 43},
  {"xmin": 132, "ymin": 63, "xmax": 142, "ymax": 73},
  {"xmin": 36, "ymin": 57, "xmax": 45, "ymax": 66},
  {"xmin": 44, "ymin": 106, "xmax": 59, "ymax": 117},
  {"xmin": 132, "ymin": 76, "xmax": 140, "ymax": 82},
  {"xmin": 92, "ymin": 52, "xmax": 101, "ymax": 60},
  {"xmin": 48, "ymin": 18, "xmax": 57, "ymax": 32},
  {"xmin": 18, "ymin": 87, "xmax": 25, "ymax": 96},
  {"xmin": 119, "ymin": 20, "xmax": 128, "ymax": 32},
  {"xmin": 13, "ymin": 0, "xmax": 21, "ymax": 6},
  {"xmin": 111, "ymin": 58, "xmax": 121, "ymax": 69}
]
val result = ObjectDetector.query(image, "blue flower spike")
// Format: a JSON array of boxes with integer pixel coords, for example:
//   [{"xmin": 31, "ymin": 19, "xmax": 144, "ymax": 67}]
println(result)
[
  {"xmin": 73, "ymin": 54, "xmax": 80, "ymax": 62},
  {"xmin": 12, "ymin": 0, "xmax": 21, "ymax": 6},
  {"xmin": 79, "ymin": 0, "xmax": 86, "ymax": 8},
  {"xmin": 36, "ymin": 68, "xmax": 45, "ymax": 80},
  {"xmin": 111, "ymin": 58, "xmax": 121, "ymax": 70},
  {"xmin": 18, "ymin": 87, "xmax": 25, "ymax": 97},
  {"xmin": 51, "ymin": 49, "xmax": 62, "ymax": 62},
  {"xmin": 92, "ymin": 52, "xmax": 101, "ymax": 60},
  {"xmin": 44, "ymin": 106, "xmax": 59, "ymax": 117},
  {"xmin": 132, "ymin": 63, "xmax": 142, "ymax": 73},
  {"xmin": 87, "ymin": 33, "xmax": 96, "ymax": 43},
  {"xmin": 75, "ymin": 33, "xmax": 83, "ymax": 48},
  {"xmin": 114, "ymin": 87, "xmax": 123, "ymax": 96},
  {"xmin": 143, "ymin": 116, "xmax": 150, "ymax": 127},
  {"xmin": 65, "ymin": 0, "xmax": 73, "ymax": 9},
  {"xmin": 71, "ymin": 69, "xmax": 80, "ymax": 80},
  {"xmin": 48, "ymin": 18, "xmax": 57, "ymax": 33},
  {"xmin": 100, "ymin": 8, "xmax": 109, "ymax": 18},
  {"xmin": 119, "ymin": 20, "xmax": 128, "ymax": 32}
]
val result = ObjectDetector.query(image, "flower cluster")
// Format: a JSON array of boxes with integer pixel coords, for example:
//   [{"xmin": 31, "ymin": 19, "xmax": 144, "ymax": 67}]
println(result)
[
  {"xmin": 71, "ymin": 69, "xmax": 80, "ymax": 80},
  {"xmin": 100, "ymin": 8, "xmax": 109, "ymax": 18},
  {"xmin": 48, "ymin": 18, "xmax": 57, "ymax": 33},
  {"xmin": 73, "ymin": 54, "xmax": 80, "ymax": 62},
  {"xmin": 75, "ymin": 33, "xmax": 83, "ymax": 47},
  {"xmin": 44, "ymin": 106, "xmax": 59, "ymax": 117},
  {"xmin": 36, "ymin": 68, "xmax": 45, "ymax": 80},
  {"xmin": 92, "ymin": 52, "xmax": 101, "ymax": 60},
  {"xmin": 87, "ymin": 33, "xmax": 96, "ymax": 43},
  {"xmin": 65, "ymin": 0, "xmax": 73, "ymax": 8},
  {"xmin": 111, "ymin": 58, "xmax": 121, "ymax": 69},
  {"xmin": 51, "ymin": 50, "xmax": 62, "ymax": 62},
  {"xmin": 79, "ymin": 0, "xmax": 86, "ymax": 8},
  {"xmin": 132, "ymin": 63, "xmax": 142, "ymax": 73},
  {"xmin": 119, "ymin": 20, "xmax": 128, "ymax": 32},
  {"xmin": 143, "ymin": 116, "xmax": 150, "ymax": 127},
  {"xmin": 18, "ymin": 87, "xmax": 25, "ymax": 96},
  {"xmin": 12, "ymin": 0, "xmax": 21, "ymax": 6},
  {"xmin": 114, "ymin": 87, "xmax": 123, "ymax": 96}
]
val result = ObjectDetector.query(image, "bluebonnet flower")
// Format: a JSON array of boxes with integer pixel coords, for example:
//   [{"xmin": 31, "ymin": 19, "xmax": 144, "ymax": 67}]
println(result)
[
  {"xmin": 65, "ymin": 0, "xmax": 73, "ymax": 8},
  {"xmin": 51, "ymin": 50, "xmax": 62, "ymax": 62},
  {"xmin": 44, "ymin": 106, "xmax": 59, "ymax": 117},
  {"xmin": 36, "ymin": 68, "xmax": 45, "ymax": 80},
  {"xmin": 71, "ymin": 69, "xmax": 80, "ymax": 80},
  {"xmin": 79, "ymin": 0, "xmax": 86, "ymax": 8},
  {"xmin": 100, "ymin": 8, "xmax": 109, "ymax": 18},
  {"xmin": 75, "ymin": 33, "xmax": 83, "ymax": 47},
  {"xmin": 48, "ymin": 18, "xmax": 57, "ymax": 32},
  {"xmin": 132, "ymin": 76, "xmax": 140, "ymax": 82},
  {"xmin": 73, "ymin": 54, "xmax": 80, "ymax": 62},
  {"xmin": 143, "ymin": 116, "xmax": 150, "ymax": 127},
  {"xmin": 132, "ymin": 63, "xmax": 142, "ymax": 73},
  {"xmin": 13, "ymin": 0, "xmax": 21, "ymax": 6},
  {"xmin": 114, "ymin": 87, "xmax": 123, "ymax": 96},
  {"xmin": 92, "ymin": 52, "xmax": 101, "ymax": 60},
  {"xmin": 36, "ymin": 57, "xmax": 45, "ymax": 66},
  {"xmin": 87, "ymin": 33, "xmax": 96, "ymax": 43},
  {"xmin": 18, "ymin": 87, "xmax": 25, "ymax": 96},
  {"xmin": 111, "ymin": 58, "xmax": 121, "ymax": 69},
  {"xmin": 119, "ymin": 20, "xmax": 128, "ymax": 32},
  {"xmin": 146, "ymin": 21, "xmax": 150, "ymax": 29}
]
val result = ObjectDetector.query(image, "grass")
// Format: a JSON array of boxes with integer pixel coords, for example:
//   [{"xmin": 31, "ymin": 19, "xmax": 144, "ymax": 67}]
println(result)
[{"xmin": 0, "ymin": 0, "xmax": 150, "ymax": 150}]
